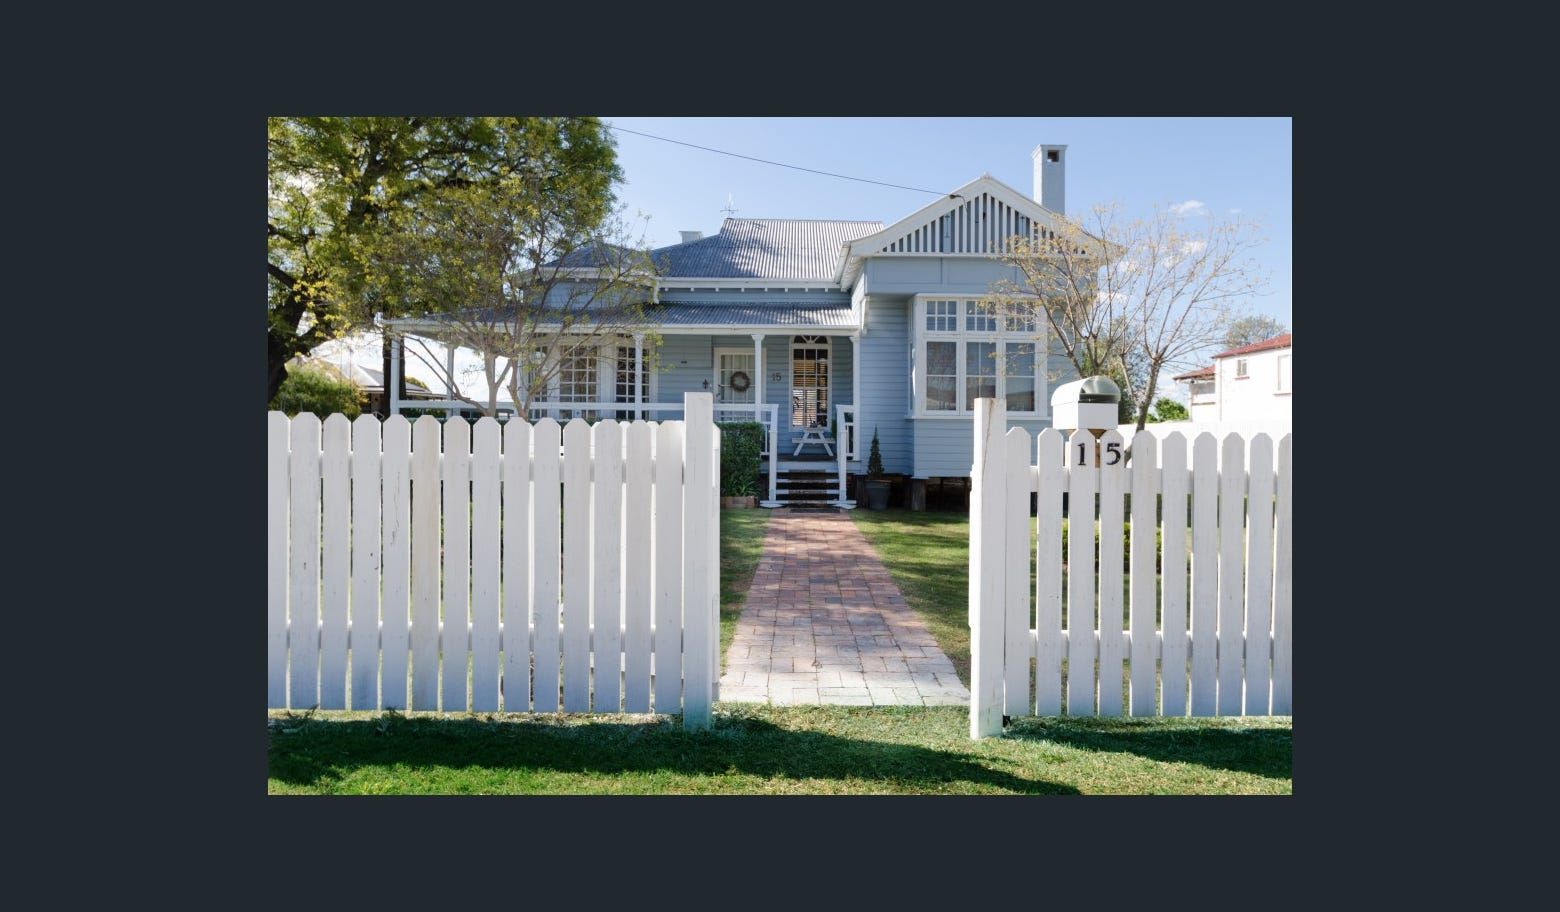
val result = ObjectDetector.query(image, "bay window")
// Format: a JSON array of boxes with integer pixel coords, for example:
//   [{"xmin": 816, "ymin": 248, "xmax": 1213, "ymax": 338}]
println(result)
[{"xmin": 914, "ymin": 295, "xmax": 1047, "ymax": 417}]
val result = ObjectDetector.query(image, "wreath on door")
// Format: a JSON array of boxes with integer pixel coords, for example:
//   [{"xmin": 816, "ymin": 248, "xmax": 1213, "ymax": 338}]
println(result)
[{"xmin": 729, "ymin": 370, "xmax": 751, "ymax": 393}]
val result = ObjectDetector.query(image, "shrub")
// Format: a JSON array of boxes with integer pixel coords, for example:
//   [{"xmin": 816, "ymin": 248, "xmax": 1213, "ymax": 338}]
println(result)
[
  {"xmin": 272, "ymin": 366, "xmax": 362, "ymax": 419},
  {"xmin": 1150, "ymin": 398, "xmax": 1189, "ymax": 423},
  {"xmin": 1060, "ymin": 519, "xmax": 1163, "ymax": 572},
  {"xmin": 718, "ymin": 421, "xmax": 764, "ymax": 498},
  {"xmin": 867, "ymin": 428, "xmax": 885, "ymax": 478}
]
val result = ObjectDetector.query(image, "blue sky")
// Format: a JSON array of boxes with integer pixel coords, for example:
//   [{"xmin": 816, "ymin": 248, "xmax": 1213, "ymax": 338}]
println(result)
[{"xmin": 604, "ymin": 117, "xmax": 1292, "ymax": 327}]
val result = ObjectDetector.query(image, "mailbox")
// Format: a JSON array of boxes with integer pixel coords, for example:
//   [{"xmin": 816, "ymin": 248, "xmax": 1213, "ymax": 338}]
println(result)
[{"xmin": 1050, "ymin": 376, "xmax": 1120, "ymax": 433}]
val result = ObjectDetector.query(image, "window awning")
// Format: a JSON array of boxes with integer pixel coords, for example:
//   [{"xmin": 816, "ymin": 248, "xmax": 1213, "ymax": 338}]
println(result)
[{"xmin": 647, "ymin": 301, "xmax": 857, "ymax": 331}]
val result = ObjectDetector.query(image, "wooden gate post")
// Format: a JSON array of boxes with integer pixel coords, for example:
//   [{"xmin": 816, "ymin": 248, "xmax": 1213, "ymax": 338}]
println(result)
[
  {"xmin": 970, "ymin": 398, "xmax": 1007, "ymax": 738},
  {"xmin": 682, "ymin": 392, "xmax": 717, "ymax": 730}
]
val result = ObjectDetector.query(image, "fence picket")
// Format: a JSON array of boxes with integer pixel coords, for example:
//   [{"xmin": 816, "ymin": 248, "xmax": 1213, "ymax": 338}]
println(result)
[
  {"xmin": 470, "ymin": 418, "xmax": 501, "ymax": 713},
  {"xmin": 1129, "ymin": 431, "xmax": 1158, "ymax": 716},
  {"xmin": 1190, "ymin": 433, "xmax": 1218, "ymax": 716},
  {"xmin": 502, "ymin": 420, "xmax": 532, "ymax": 711},
  {"xmin": 1065, "ymin": 429, "xmax": 1096, "ymax": 717},
  {"xmin": 1034, "ymin": 429, "xmax": 1064, "ymax": 716},
  {"xmin": 653, "ymin": 420, "xmax": 683, "ymax": 714},
  {"xmin": 532, "ymin": 419, "xmax": 562, "ymax": 712},
  {"xmin": 1004, "ymin": 427, "xmax": 1033, "ymax": 717},
  {"xmin": 623, "ymin": 421, "xmax": 655, "ymax": 712},
  {"xmin": 562, "ymin": 419, "xmax": 592, "ymax": 712},
  {"xmin": 592, "ymin": 420, "xmax": 624, "ymax": 712},
  {"xmin": 267, "ymin": 413, "xmax": 289, "ymax": 708},
  {"xmin": 268, "ymin": 411, "xmax": 290, "ymax": 704},
  {"xmin": 1272, "ymin": 434, "xmax": 1293, "ymax": 714},
  {"xmin": 969, "ymin": 400, "xmax": 1007, "ymax": 737},
  {"xmin": 288, "ymin": 413, "xmax": 321, "ymax": 709},
  {"xmin": 320, "ymin": 414, "xmax": 351, "ymax": 709},
  {"xmin": 682, "ymin": 394, "xmax": 715, "ymax": 729},
  {"xmin": 1098, "ymin": 429, "xmax": 1126, "ymax": 716},
  {"xmin": 1159, "ymin": 433, "xmax": 1189, "ymax": 717},
  {"xmin": 1244, "ymin": 434, "xmax": 1275, "ymax": 715},
  {"xmin": 381, "ymin": 417, "xmax": 411, "ymax": 710},
  {"xmin": 1217, "ymin": 434, "xmax": 1246, "ymax": 715},
  {"xmin": 351, "ymin": 416, "xmax": 380, "ymax": 710},
  {"xmin": 441, "ymin": 418, "xmax": 471, "ymax": 711},
  {"xmin": 411, "ymin": 415, "xmax": 441, "ymax": 711}
]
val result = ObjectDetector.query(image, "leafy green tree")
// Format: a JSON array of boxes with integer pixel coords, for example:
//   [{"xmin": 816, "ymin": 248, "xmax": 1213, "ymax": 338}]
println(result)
[
  {"xmin": 1149, "ymin": 397, "xmax": 1189, "ymax": 422},
  {"xmin": 1224, "ymin": 315, "xmax": 1287, "ymax": 349},
  {"xmin": 266, "ymin": 117, "xmax": 622, "ymax": 407}
]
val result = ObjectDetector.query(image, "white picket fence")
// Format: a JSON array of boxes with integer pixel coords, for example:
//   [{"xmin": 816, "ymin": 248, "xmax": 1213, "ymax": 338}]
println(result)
[
  {"xmin": 968, "ymin": 398, "xmax": 1292, "ymax": 738},
  {"xmin": 267, "ymin": 392, "xmax": 721, "ymax": 728}
]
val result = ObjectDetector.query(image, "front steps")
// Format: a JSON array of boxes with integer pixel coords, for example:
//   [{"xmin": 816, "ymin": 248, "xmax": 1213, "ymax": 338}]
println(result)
[{"xmin": 768, "ymin": 468, "xmax": 853, "ymax": 509}]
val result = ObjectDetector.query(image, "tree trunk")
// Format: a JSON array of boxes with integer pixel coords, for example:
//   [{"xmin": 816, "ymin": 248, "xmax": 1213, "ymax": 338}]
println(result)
[
  {"xmin": 268, "ymin": 328, "xmax": 292, "ymax": 406},
  {"xmin": 379, "ymin": 334, "xmax": 394, "ymax": 418},
  {"xmin": 1134, "ymin": 364, "xmax": 1163, "ymax": 431}
]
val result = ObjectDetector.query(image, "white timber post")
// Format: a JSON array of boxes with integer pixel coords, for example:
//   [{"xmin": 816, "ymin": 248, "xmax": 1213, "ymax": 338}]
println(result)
[
  {"xmin": 634, "ymin": 333, "xmax": 645, "ymax": 421},
  {"xmin": 681, "ymin": 391, "xmax": 716, "ymax": 730},
  {"xmin": 970, "ymin": 397, "xmax": 1007, "ymax": 738},
  {"xmin": 444, "ymin": 345, "xmax": 458, "ymax": 419},
  {"xmin": 388, "ymin": 334, "xmax": 402, "ymax": 416},
  {"xmin": 851, "ymin": 331, "xmax": 861, "ymax": 460},
  {"xmin": 751, "ymin": 333, "xmax": 765, "ymax": 411}
]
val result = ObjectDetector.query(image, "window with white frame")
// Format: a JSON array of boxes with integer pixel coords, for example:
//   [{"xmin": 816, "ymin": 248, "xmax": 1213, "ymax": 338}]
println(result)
[
  {"xmin": 914, "ymin": 296, "xmax": 1046, "ymax": 416},
  {"xmin": 1276, "ymin": 353, "xmax": 1291, "ymax": 393},
  {"xmin": 1235, "ymin": 358, "xmax": 1249, "ymax": 379},
  {"xmin": 558, "ymin": 349, "xmax": 598, "ymax": 402}
]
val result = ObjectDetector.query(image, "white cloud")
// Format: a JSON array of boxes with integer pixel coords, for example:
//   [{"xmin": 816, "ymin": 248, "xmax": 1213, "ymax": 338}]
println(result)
[{"xmin": 1170, "ymin": 200, "xmax": 1208, "ymax": 217}]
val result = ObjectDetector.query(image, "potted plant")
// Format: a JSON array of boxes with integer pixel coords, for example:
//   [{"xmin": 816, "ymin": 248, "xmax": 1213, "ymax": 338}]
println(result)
[{"xmin": 864, "ymin": 428, "xmax": 891, "ymax": 510}]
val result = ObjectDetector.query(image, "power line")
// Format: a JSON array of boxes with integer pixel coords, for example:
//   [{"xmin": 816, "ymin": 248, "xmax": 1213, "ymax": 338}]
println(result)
[{"xmin": 604, "ymin": 123, "xmax": 957, "ymax": 197}]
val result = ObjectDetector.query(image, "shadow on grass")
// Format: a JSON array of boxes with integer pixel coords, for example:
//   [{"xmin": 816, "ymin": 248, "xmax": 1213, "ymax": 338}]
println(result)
[
  {"xmin": 268, "ymin": 711, "xmax": 1080, "ymax": 794},
  {"xmin": 1004, "ymin": 716, "xmax": 1292, "ymax": 780}
]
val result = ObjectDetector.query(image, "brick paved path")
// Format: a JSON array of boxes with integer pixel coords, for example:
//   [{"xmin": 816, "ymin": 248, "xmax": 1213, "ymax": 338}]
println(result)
[{"xmin": 718, "ymin": 509, "xmax": 970, "ymax": 706}]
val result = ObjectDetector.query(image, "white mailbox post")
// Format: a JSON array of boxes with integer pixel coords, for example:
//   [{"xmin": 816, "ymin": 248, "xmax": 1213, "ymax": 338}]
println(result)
[{"xmin": 1050, "ymin": 376, "xmax": 1122, "ymax": 436}]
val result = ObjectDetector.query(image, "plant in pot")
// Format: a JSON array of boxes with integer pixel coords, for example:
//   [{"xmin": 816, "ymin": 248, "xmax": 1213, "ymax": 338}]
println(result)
[{"xmin": 864, "ymin": 428, "xmax": 891, "ymax": 510}]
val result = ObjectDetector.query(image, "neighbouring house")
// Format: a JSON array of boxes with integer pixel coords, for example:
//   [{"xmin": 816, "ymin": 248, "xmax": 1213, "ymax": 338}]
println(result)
[
  {"xmin": 383, "ymin": 144, "xmax": 1083, "ymax": 508},
  {"xmin": 289, "ymin": 332, "xmax": 453, "ymax": 416},
  {"xmin": 1173, "ymin": 332, "xmax": 1292, "ymax": 427}
]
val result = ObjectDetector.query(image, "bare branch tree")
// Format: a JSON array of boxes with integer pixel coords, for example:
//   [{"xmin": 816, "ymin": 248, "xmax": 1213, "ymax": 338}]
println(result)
[
  {"xmin": 369, "ymin": 179, "xmax": 661, "ymax": 417},
  {"xmin": 991, "ymin": 201, "xmax": 1269, "ymax": 430}
]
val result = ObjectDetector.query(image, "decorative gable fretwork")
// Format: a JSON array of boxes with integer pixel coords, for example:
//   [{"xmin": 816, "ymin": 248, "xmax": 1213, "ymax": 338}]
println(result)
[{"xmin": 879, "ymin": 192, "xmax": 1054, "ymax": 256}]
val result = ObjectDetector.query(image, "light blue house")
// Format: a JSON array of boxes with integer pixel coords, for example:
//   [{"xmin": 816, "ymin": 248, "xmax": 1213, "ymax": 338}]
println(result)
[{"xmin": 386, "ymin": 144, "xmax": 1080, "ymax": 508}]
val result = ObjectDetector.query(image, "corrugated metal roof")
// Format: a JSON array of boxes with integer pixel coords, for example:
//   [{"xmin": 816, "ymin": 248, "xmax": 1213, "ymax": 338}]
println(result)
[
  {"xmin": 648, "ymin": 301, "xmax": 856, "ymax": 328},
  {"xmin": 650, "ymin": 218, "xmax": 884, "ymax": 279}
]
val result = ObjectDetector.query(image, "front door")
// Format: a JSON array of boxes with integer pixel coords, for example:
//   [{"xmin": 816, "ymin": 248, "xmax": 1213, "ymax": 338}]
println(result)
[{"xmin": 714, "ymin": 349, "xmax": 757, "ymax": 418}]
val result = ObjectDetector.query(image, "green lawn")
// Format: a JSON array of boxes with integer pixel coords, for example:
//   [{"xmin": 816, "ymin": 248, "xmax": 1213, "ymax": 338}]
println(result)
[
  {"xmin": 268, "ymin": 704, "xmax": 1291, "ymax": 795},
  {"xmin": 718, "ymin": 509, "xmax": 771, "ymax": 669}
]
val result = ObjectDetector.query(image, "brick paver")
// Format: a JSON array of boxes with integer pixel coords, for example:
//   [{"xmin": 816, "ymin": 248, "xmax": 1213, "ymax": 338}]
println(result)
[{"xmin": 718, "ymin": 509, "xmax": 970, "ymax": 707}]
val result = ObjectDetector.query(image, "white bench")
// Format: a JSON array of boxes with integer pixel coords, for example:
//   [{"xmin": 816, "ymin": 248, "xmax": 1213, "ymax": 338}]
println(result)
[{"xmin": 793, "ymin": 429, "xmax": 835, "ymax": 456}]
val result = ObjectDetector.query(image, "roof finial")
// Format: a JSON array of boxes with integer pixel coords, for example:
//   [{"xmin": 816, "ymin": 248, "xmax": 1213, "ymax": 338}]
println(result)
[{"xmin": 721, "ymin": 193, "xmax": 739, "ymax": 219}]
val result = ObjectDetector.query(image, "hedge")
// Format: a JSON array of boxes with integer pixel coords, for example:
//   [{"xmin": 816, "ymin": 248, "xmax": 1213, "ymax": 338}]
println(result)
[
  {"xmin": 717, "ymin": 422, "xmax": 764, "ymax": 498},
  {"xmin": 271, "ymin": 366, "xmax": 362, "ymax": 419}
]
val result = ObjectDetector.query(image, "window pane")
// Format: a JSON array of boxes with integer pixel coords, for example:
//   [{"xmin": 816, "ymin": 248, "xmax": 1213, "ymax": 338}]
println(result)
[
  {"xmin": 965, "ymin": 301, "xmax": 997, "ymax": 332},
  {"xmin": 1006, "ymin": 379, "xmax": 1035, "ymax": 411},
  {"xmin": 925, "ymin": 340, "xmax": 956, "ymax": 411},
  {"xmin": 966, "ymin": 342, "xmax": 996, "ymax": 377},
  {"xmin": 926, "ymin": 340, "xmax": 956, "ymax": 375},
  {"xmin": 792, "ymin": 343, "xmax": 829, "ymax": 427},
  {"xmin": 965, "ymin": 376, "xmax": 997, "ymax": 409},
  {"xmin": 927, "ymin": 376, "xmax": 957, "ymax": 411}
]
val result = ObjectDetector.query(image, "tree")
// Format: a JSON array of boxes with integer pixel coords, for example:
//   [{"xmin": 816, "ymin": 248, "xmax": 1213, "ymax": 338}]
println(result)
[
  {"xmin": 368, "ymin": 180, "xmax": 659, "ymax": 417},
  {"xmin": 992, "ymin": 201, "xmax": 1269, "ymax": 431},
  {"xmin": 1224, "ymin": 314, "xmax": 1287, "ymax": 350},
  {"xmin": 1149, "ymin": 398, "xmax": 1189, "ymax": 422},
  {"xmin": 266, "ymin": 117, "xmax": 622, "ymax": 407}
]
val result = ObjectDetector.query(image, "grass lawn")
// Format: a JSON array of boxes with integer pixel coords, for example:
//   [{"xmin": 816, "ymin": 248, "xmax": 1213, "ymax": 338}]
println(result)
[
  {"xmin": 718, "ymin": 508, "xmax": 771, "ymax": 669},
  {"xmin": 268, "ymin": 704, "xmax": 1291, "ymax": 795}
]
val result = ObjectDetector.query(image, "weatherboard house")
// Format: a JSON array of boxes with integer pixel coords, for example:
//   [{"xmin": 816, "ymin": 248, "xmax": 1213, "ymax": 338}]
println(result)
[{"xmin": 384, "ymin": 144, "xmax": 1080, "ymax": 508}]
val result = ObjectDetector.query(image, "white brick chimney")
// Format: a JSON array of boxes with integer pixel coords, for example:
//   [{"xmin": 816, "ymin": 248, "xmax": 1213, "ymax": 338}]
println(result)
[
  {"xmin": 1032, "ymin": 144, "xmax": 1067, "ymax": 214},
  {"xmin": 679, "ymin": 230, "xmax": 704, "ymax": 244}
]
